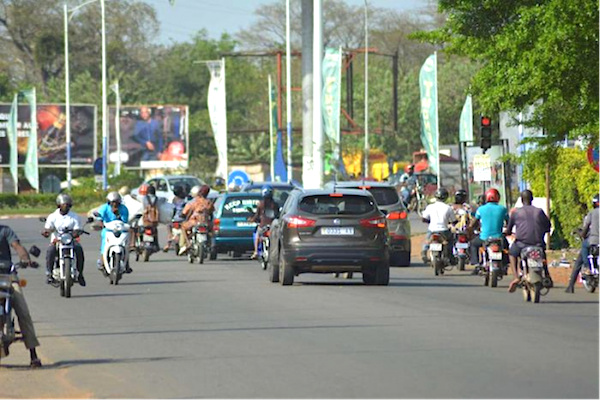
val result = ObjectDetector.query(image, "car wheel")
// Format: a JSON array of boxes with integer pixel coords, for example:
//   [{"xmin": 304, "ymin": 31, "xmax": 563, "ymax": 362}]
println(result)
[
  {"xmin": 376, "ymin": 261, "xmax": 390, "ymax": 286},
  {"xmin": 279, "ymin": 253, "xmax": 294, "ymax": 286},
  {"xmin": 362, "ymin": 268, "xmax": 376, "ymax": 285}
]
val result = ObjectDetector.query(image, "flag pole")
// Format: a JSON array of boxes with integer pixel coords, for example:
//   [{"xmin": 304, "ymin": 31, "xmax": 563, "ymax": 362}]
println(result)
[
  {"xmin": 434, "ymin": 51, "xmax": 440, "ymax": 188},
  {"xmin": 268, "ymin": 75, "xmax": 275, "ymax": 181}
]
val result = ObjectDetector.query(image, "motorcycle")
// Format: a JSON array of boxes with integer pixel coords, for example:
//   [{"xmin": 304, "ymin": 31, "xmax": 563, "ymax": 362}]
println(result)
[
  {"xmin": 40, "ymin": 217, "xmax": 92, "ymax": 298},
  {"xmin": 580, "ymin": 244, "xmax": 599, "ymax": 293},
  {"xmin": 428, "ymin": 233, "xmax": 452, "ymax": 276},
  {"xmin": 0, "ymin": 247, "xmax": 40, "ymax": 365},
  {"xmin": 170, "ymin": 220, "xmax": 183, "ymax": 255},
  {"xmin": 135, "ymin": 218, "xmax": 159, "ymax": 262},
  {"xmin": 453, "ymin": 231, "xmax": 470, "ymax": 271},
  {"xmin": 255, "ymin": 225, "xmax": 271, "ymax": 270},
  {"xmin": 519, "ymin": 246, "xmax": 552, "ymax": 303},
  {"xmin": 95, "ymin": 215, "xmax": 131, "ymax": 285},
  {"xmin": 481, "ymin": 238, "xmax": 507, "ymax": 287},
  {"xmin": 188, "ymin": 223, "xmax": 210, "ymax": 264},
  {"xmin": 403, "ymin": 181, "xmax": 427, "ymax": 217}
]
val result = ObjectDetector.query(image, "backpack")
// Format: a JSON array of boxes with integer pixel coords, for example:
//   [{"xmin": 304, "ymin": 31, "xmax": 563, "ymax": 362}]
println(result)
[{"xmin": 143, "ymin": 197, "xmax": 160, "ymax": 225}]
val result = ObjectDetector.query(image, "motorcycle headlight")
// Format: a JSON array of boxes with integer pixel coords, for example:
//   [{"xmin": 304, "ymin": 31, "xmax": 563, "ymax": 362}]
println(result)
[
  {"xmin": 113, "ymin": 231, "xmax": 121, "ymax": 238},
  {"xmin": 60, "ymin": 233, "xmax": 73, "ymax": 245}
]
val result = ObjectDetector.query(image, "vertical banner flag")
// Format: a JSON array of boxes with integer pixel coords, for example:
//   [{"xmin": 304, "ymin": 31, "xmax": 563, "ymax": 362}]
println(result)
[
  {"xmin": 8, "ymin": 94, "xmax": 18, "ymax": 192},
  {"xmin": 274, "ymin": 130, "xmax": 288, "ymax": 182},
  {"xmin": 22, "ymin": 88, "xmax": 39, "ymax": 191},
  {"xmin": 207, "ymin": 58, "xmax": 228, "ymax": 180},
  {"xmin": 419, "ymin": 53, "xmax": 439, "ymax": 175},
  {"xmin": 110, "ymin": 81, "xmax": 121, "ymax": 176},
  {"xmin": 459, "ymin": 94, "xmax": 473, "ymax": 143},
  {"xmin": 268, "ymin": 75, "xmax": 278, "ymax": 181},
  {"xmin": 322, "ymin": 47, "xmax": 342, "ymax": 174}
]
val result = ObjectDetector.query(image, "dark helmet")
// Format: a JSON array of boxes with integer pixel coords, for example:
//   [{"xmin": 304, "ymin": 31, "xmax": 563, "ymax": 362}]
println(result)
[
  {"xmin": 454, "ymin": 189, "xmax": 467, "ymax": 205},
  {"xmin": 56, "ymin": 193, "xmax": 73, "ymax": 207},
  {"xmin": 261, "ymin": 185, "xmax": 274, "ymax": 199},
  {"xmin": 173, "ymin": 185, "xmax": 186, "ymax": 199},
  {"xmin": 477, "ymin": 194, "xmax": 486, "ymax": 206},
  {"xmin": 147, "ymin": 185, "xmax": 156, "ymax": 195},
  {"xmin": 434, "ymin": 187, "xmax": 449, "ymax": 201},
  {"xmin": 593, "ymin": 194, "xmax": 599, "ymax": 208},
  {"xmin": 485, "ymin": 188, "xmax": 500, "ymax": 203},
  {"xmin": 199, "ymin": 185, "xmax": 211, "ymax": 198}
]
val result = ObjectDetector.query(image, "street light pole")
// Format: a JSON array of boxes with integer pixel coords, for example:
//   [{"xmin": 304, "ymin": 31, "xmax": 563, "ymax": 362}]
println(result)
[
  {"xmin": 363, "ymin": 0, "xmax": 369, "ymax": 179},
  {"xmin": 101, "ymin": 0, "xmax": 108, "ymax": 190},
  {"xmin": 63, "ymin": 2, "xmax": 72, "ymax": 190},
  {"xmin": 285, "ymin": 0, "xmax": 292, "ymax": 181}
]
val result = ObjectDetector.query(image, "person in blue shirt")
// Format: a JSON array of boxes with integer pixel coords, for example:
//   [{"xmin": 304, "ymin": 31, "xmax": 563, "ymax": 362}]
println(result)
[
  {"xmin": 468, "ymin": 188, "xmax": 509, "ymax": 274},
  {"xmin": 132, "ymin": 106, "xmax": 162, "ymax": 161},
  {"xmin": 96, "ymin": 192, "xmax": 131, "ymax": 273}
]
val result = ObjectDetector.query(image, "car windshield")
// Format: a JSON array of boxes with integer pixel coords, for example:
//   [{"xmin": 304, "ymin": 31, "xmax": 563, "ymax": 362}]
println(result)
[
  {"xmin": 344, "ymin": 187, "xmax": 400, "ymax": 206},
  {"xmin": 221, "ymin": 197, "xmax": 261, "ymax": 218},
  {"xmin": 168, "ymin": 177, "xmax": 202, "ymax": 191},
  {"xmin": 299, "ymin": 195, "xmax": 376, "ymax": 215}
]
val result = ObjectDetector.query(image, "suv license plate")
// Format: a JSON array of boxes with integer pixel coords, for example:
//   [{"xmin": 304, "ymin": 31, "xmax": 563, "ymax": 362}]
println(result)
[
  {"xmin": 321, "ymin": 227, "xmax": 354, "ymax": 235},
  {"xmin": 429, "ymin": 243, "xmax": 443, "ymax": 251}
]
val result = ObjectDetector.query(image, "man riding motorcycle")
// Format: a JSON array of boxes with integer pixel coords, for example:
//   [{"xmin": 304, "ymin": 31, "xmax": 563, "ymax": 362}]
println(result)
[
  {"xmin": 506, "ymin": 189, "xmax": 552, "ymax": 292},
  {"xmin": 179, "ymin": 185, "xmax": 214, "ymax": 255},
  {"xmin": 41, "ymin": 194, "xmax": 86, "ymax": 287},
  {"xmin": 399, "ymin": 164, "xmax": 418, "ymax": 206},
  {"xmin": 565, "ymin": 193, "xmax": 599, "ymax": 293},
  {"xmin": 0, "ymin": 224, "xmax": 41, "ymax": 368},
  {"xmin": 421, "ymin": 187, "xmax": 458, "ymax": 263},
  {"xmin": 165, "ymin": 185, "xmax": 188, "ymax": 252},
  {"xmin": 96, "ymin": 192, "xmax": 132, "ymax": 273},
  {"xmin": 141, "ymin": 185, "xmax": 161, "ymax": 249},
  {"xmin": 468, "ymin": 188, "xmax": 509, "ymax": 275},
  {"xmin": 249, "ymin": 185, "xmax": 280, "ymax": 260}
]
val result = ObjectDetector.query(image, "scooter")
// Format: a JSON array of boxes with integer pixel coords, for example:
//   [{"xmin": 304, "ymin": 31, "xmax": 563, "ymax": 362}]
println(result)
[
  {"xmin": 481, "ymin": 237, "xmax": 507, "ymax": 287},
  {"xmin": 95, "ymin": 216, "xmax": 131, "ymax": 285},
  {"xmin": 519, "ymin": 246, "xmax": 552, "ymax": 303},
  {"xmin": 0, "ymin": 247, "xmax": 40, "ymax": 365},
  {"xmin": 188, "ymin": 223, "xmax": 210, "ymax": 264},
  {"xmin": 40, "ymin": 217, "xmax": 92, "ymax": 298},
  {"xmin": 580, "ymin": 244, "xmax": 599, "ymax": 293}
]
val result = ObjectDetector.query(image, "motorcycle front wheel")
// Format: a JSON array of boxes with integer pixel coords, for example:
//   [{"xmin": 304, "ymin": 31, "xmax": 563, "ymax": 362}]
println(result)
[
  {"xmin": 112, "ymin": 253, "xmax": 121, "ymax": 285},
  {"xmin": 64, "ymin": 258, "xmax": 72, "ymax": 298}
]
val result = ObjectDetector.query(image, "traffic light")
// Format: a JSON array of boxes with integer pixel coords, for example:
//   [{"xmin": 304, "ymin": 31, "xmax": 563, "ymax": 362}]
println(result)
[{"xmin": 480, "ymin": 115, "xmax": 492, "ymax": 151}]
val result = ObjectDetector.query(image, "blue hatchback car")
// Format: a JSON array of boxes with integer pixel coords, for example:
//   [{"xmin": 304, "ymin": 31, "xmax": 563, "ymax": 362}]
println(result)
[{"xmin": 211, "ymin": 192, "xmax": 262, "ymax": 259}]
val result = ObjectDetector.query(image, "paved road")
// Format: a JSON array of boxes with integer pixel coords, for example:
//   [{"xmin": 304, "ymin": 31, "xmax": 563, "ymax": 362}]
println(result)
[{"xmin": 1, "ymin": 217, "xmax": 598, "ymax": 398}]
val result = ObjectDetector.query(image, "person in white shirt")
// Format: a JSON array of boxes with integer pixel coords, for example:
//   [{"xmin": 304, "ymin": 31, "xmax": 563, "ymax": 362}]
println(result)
[
  {"xmin": 421, "ymin": 187, "xmax": 458, "ymax": 263},
  {"xmin": 41, "ymin": 194, "xmax": 86, "ymax": 286}
]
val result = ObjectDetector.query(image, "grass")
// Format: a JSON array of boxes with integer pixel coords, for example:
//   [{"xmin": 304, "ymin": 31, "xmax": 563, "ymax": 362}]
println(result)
[{"xmin": 0, "ymin": 204, "xmax": 102, "ymax": 217}]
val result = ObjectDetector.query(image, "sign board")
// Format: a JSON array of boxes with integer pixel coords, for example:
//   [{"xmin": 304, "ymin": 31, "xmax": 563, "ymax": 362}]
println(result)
[
  {"xmin": 473, "ymin": 154, "xmax": 492, "ymax": 182},
  {"xmin": 227, "ymin": 170, "xmax": 250, "ymax": 188},
  {"xmin": 587, "ymin": 144, "xmax": 599, "ymax": 173}
]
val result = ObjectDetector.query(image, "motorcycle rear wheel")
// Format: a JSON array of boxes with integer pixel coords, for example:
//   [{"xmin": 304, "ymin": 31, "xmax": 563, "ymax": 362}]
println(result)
[
  {"xmin": 458, "ymin": 258, "xmax": 465, "ymax": 271},
  {"xmin": 532, "ymin": 282, "xmax": 541, "ymax": 303},
  {"xmin": 199, "ymin": 245, "xmax": 205, "ymax": 264},
  {"xmin": 142, "ymin": 249, "xmax": 150, "ymax": 262},
  {"xmin": 582, "ymin": 278, "xmax": 597, "ymax": 293},
  {"xmin": 490, "ymin": 269, "xmax": 499, "ymax": 288},
  {"xmin": 64, "ymin": 259, "xmax": 72, "ymax": 298}
]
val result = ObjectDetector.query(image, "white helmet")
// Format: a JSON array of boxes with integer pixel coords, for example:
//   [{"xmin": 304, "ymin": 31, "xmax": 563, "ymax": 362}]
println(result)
[
  {"xmin": 56, "ymin": 193, "xmax": 73, "ymax": 207},
  {"xmin": 106, "ymin": 191, "xmax": 122, "ymax": 203},
  {"xmin": 190, "ymin": 185, "xmax": 200, "ymax": 197}
]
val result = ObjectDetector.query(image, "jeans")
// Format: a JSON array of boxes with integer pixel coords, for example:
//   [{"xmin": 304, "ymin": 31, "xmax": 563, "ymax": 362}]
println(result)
[
  {"xmin": 569, "ymin": 238, "xmax": 590, "ymax": 287},
  {"xmin": 11, "ymin": 282, "xmax": 40, "ymax": 349},
  {"xmin": 46, "ymin": 243, "xmax": 85, "ymax": 276}
]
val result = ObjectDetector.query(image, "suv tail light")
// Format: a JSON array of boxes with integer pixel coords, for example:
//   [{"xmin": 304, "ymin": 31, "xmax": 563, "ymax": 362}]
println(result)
[
  {"xmin": 360, "ymin": 216, "xmax": 386, "ymax": 229},
  {"xmin": 387, "ymin": 211, "xmax": 407, "ymax": 220},
  {"xmin": 213, "ymin": 218, "xmax": 220, "ymax": 232},
  {"xmin": 286, "ymin": 216, "xmax": 316, "ymax": 228}
]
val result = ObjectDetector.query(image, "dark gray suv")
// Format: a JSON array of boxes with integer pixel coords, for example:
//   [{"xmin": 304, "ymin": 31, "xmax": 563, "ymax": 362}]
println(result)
[{"xmin": 268, "ymin": 188, "xmax": 390, "ymax": 286}]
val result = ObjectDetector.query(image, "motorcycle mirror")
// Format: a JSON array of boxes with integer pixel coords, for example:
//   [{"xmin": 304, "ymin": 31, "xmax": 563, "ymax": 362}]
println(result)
[
  {"xmin": 93, "ymin": 211, "xmax": 100, "ymax": 217},
  {"xmin": 39, "ymin": 217, "xmax": 46, "ymax": 223},
  {"xmin": 29, "ymin": 245, "xmax": 41, "ymax": 258},
  {"xmin": 86, "ymin": 216, "xmax": 95, "ymax": 223}
]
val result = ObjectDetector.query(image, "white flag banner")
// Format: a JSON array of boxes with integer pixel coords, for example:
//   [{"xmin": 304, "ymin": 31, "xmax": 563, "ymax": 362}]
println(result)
[{"xmin": 207, "ymin": 59, "xmax": 228, "ymax": 179}]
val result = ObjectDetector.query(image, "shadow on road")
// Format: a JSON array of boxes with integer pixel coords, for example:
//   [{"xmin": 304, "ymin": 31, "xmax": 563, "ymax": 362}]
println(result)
[
  {"xmin": 119, "ymin": 279, "xmax": 206, "ymax": 286},
  {"xmin": 540, "ymin": 300, "xmax": 599, "ymax": 304},
  {"xmin": 0, "ymin": 356, "xmax": 178, "ymax": 370},
  {"xmin": 74, "ymin": 292, "xmax": 146, "ymax": 299}
]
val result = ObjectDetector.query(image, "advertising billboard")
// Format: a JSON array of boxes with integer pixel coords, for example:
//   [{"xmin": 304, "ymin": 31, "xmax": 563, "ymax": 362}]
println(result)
[
  {"xmin": 0, "ymin": 104, "xmax": 96, "ymax": 166},
  {"xmin": 108, "ymin": 105, "xmax": 188, "ymax": 169},
  {"xmin": 466, "ymin": 145, "xmax": 507, "ymax": 207}
]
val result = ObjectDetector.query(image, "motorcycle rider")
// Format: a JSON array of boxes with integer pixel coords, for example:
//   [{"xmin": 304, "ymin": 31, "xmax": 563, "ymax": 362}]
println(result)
[
  {"xmin": 421, "ymin": 187, "xmax": 458, "ymax": 263},
  {"xmin": 565, "ymin": 193, "xmax": 599, "ymax": 293},
  {"xmin": 399, "ymin": 164, "xmax": 417, "ymax": 205},
  {"xmin": 505, "ymin": 189, "xmax": 552, "ymax": 292},
  {"xmin": 41, "ymin": 194, "xmax": 86, "ymax": 287},
  {"xmin": 451, "ymin": 189, "xmax": 474, "ymax": 234},
  {"xmin": 142, "ymin": 185, "xmax": 161, "ymax": 249},
  {"xmin": 249, "ymin": 185, "xmax": 280, "ymax": 260},
  {"xmin": 0, "ymin": 224, "xmax": 41, "ymax": 368},
  {"xmin": 468, "ymin": 188, "xmax": 509, "ymax": 275},
  {"xmin": 119, "ymin": 185, "xmax": 143, "ymax": 250},
  {"xmin": 96, "ymin": 192, "xmax": 132, "ymax": 273},
  {"xmin": 179, "ymin": 185, "xmax": 214, "ymax": 255},
  {"xmin": 165, "ymin": 185, "xmax": 188, "ymax": 252}
]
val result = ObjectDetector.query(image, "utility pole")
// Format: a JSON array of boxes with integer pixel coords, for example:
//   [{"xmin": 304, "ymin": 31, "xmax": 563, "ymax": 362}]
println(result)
[
  {"xmin": 301, "ymin": 0, "xmax": 314, "ymax": 188},
  {"xmin": 312, "ymin": 0, "xmax": 323, "ymax": 189}
]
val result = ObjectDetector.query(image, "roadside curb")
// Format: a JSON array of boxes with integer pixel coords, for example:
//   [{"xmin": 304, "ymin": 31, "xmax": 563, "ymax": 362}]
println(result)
[{"xmin": 0, "ymin": 214, "xmax": 46, "ymax": 220}]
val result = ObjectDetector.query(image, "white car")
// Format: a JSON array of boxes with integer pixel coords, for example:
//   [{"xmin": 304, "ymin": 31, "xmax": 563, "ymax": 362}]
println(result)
[{"xmin": 131, "ymin": 175, "xmax": 206, "ymax": 202}]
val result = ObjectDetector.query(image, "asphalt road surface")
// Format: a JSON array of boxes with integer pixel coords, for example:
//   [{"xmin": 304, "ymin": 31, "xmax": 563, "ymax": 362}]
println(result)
[{"xmin": 0, "ymin": 217, "xmax": 597, "ymax": 399}]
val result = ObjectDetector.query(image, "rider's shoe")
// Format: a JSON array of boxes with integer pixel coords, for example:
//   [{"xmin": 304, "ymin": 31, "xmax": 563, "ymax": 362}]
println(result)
[
  {"xmin": 250, "ymin": 252, "xmax": 258, "ymax": 260},
  {"xmin": 30, "ymin": 358, "xmax": 42, "ymax": 368},
  {"xmin": 78, "ymin": 275, "xmax": 86, "ymax": 287},
  {"xmin": 46, "ymin": 276, "xmax": 57, "ymax": 285},
  {"xmin": 96, "ymin": 259, "xmax": 103, "ymax": 270},
  {"xmin": 508, "ymin": 278, "xmax": 520, "ymax": 293},
  {"xmin": 178, "ymin": 246, "xmax": 188, "ymax": 256},
  {"xmin": 564, "ymin": 285, "xmax": 574, "ymax": 293}
]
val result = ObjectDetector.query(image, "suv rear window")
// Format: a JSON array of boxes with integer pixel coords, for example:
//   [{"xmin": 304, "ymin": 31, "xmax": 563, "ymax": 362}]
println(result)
[
  {"xmin": 299, "ymin": 195, "xmax": 376, "ymax": 215},
  {"xmin": 221, "ymin": 197, "xmax": 260, "ymax": 218}
]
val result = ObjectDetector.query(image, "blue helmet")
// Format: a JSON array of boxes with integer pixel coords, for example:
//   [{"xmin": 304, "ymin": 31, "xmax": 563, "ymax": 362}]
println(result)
[{"xmin": 261, "ymin": 185, "xmax": 274, "ymax": 199}]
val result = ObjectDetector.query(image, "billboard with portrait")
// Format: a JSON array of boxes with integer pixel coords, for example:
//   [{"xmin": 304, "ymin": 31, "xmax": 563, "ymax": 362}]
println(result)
[
  {"xmin": 0, "ymin": 104, "xmax": 96, "ymax": 166},
  {"xmin": 108, "ymin": 105, "xmax": 188, "ymax": 169}
]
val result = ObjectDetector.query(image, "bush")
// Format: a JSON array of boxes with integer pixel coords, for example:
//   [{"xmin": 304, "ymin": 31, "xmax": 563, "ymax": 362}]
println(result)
[{"xmin": 523, "ymin": 147, "xmax": 598, "ymax": 247}]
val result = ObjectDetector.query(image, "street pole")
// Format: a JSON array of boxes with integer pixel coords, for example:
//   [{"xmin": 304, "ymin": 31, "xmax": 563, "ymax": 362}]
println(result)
[
  {"xmin": 312, "ymin": 0, "xmax": 323, "ymax": 188},
  {"xmin": 286, "ymin": 0, "xmax": 293, "ymax": 182},
  {"xmin": 101, "ymin": 0, "xmax": 108, "ymax": 190},
  {"xmin": 113, "ymin": 80, "xmax": 121, "ymax": 176},
  {"xmin": 268, "ymin": 75, "xmax": 275, "ymax": 181},
  {"xmin": 363, "ymin": 0, "xmax": 369, "ymax": 179},
  {"xmin": 434, "ymin": 51, "xmax": 440, "ymax": 188},
  {"xmin": 63, "ymin": 2, "xmax": 72, "ymax": 190},
  {"xmin": 301, "ymin": 0, "xmax": 313, "ymax": 189}
]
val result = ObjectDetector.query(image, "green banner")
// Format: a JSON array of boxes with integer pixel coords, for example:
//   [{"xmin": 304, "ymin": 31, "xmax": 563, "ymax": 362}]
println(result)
[
  {"xmin": 8, "ymin": 94, "xmax": 18, "ymax": 192},
  {"xmin": 322, "ymin": 47, "xmax": 342, "ymax": 174},
  {"xmin": 419, "ymin": 53, "xmax": 439, "ymax": 175},
  {"xmin": 459, "ymin": 94, "xmax": 473, "ymax": 143},
  {"xmin": 21, "ymin": 88, "xmax": 38, "ymax": 190}
]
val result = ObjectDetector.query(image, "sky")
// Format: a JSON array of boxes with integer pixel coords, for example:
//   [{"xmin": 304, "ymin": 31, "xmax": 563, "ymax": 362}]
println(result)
[{"xmin": 143, "ymin": 0, "xmax": 431, "ymax": 44}]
